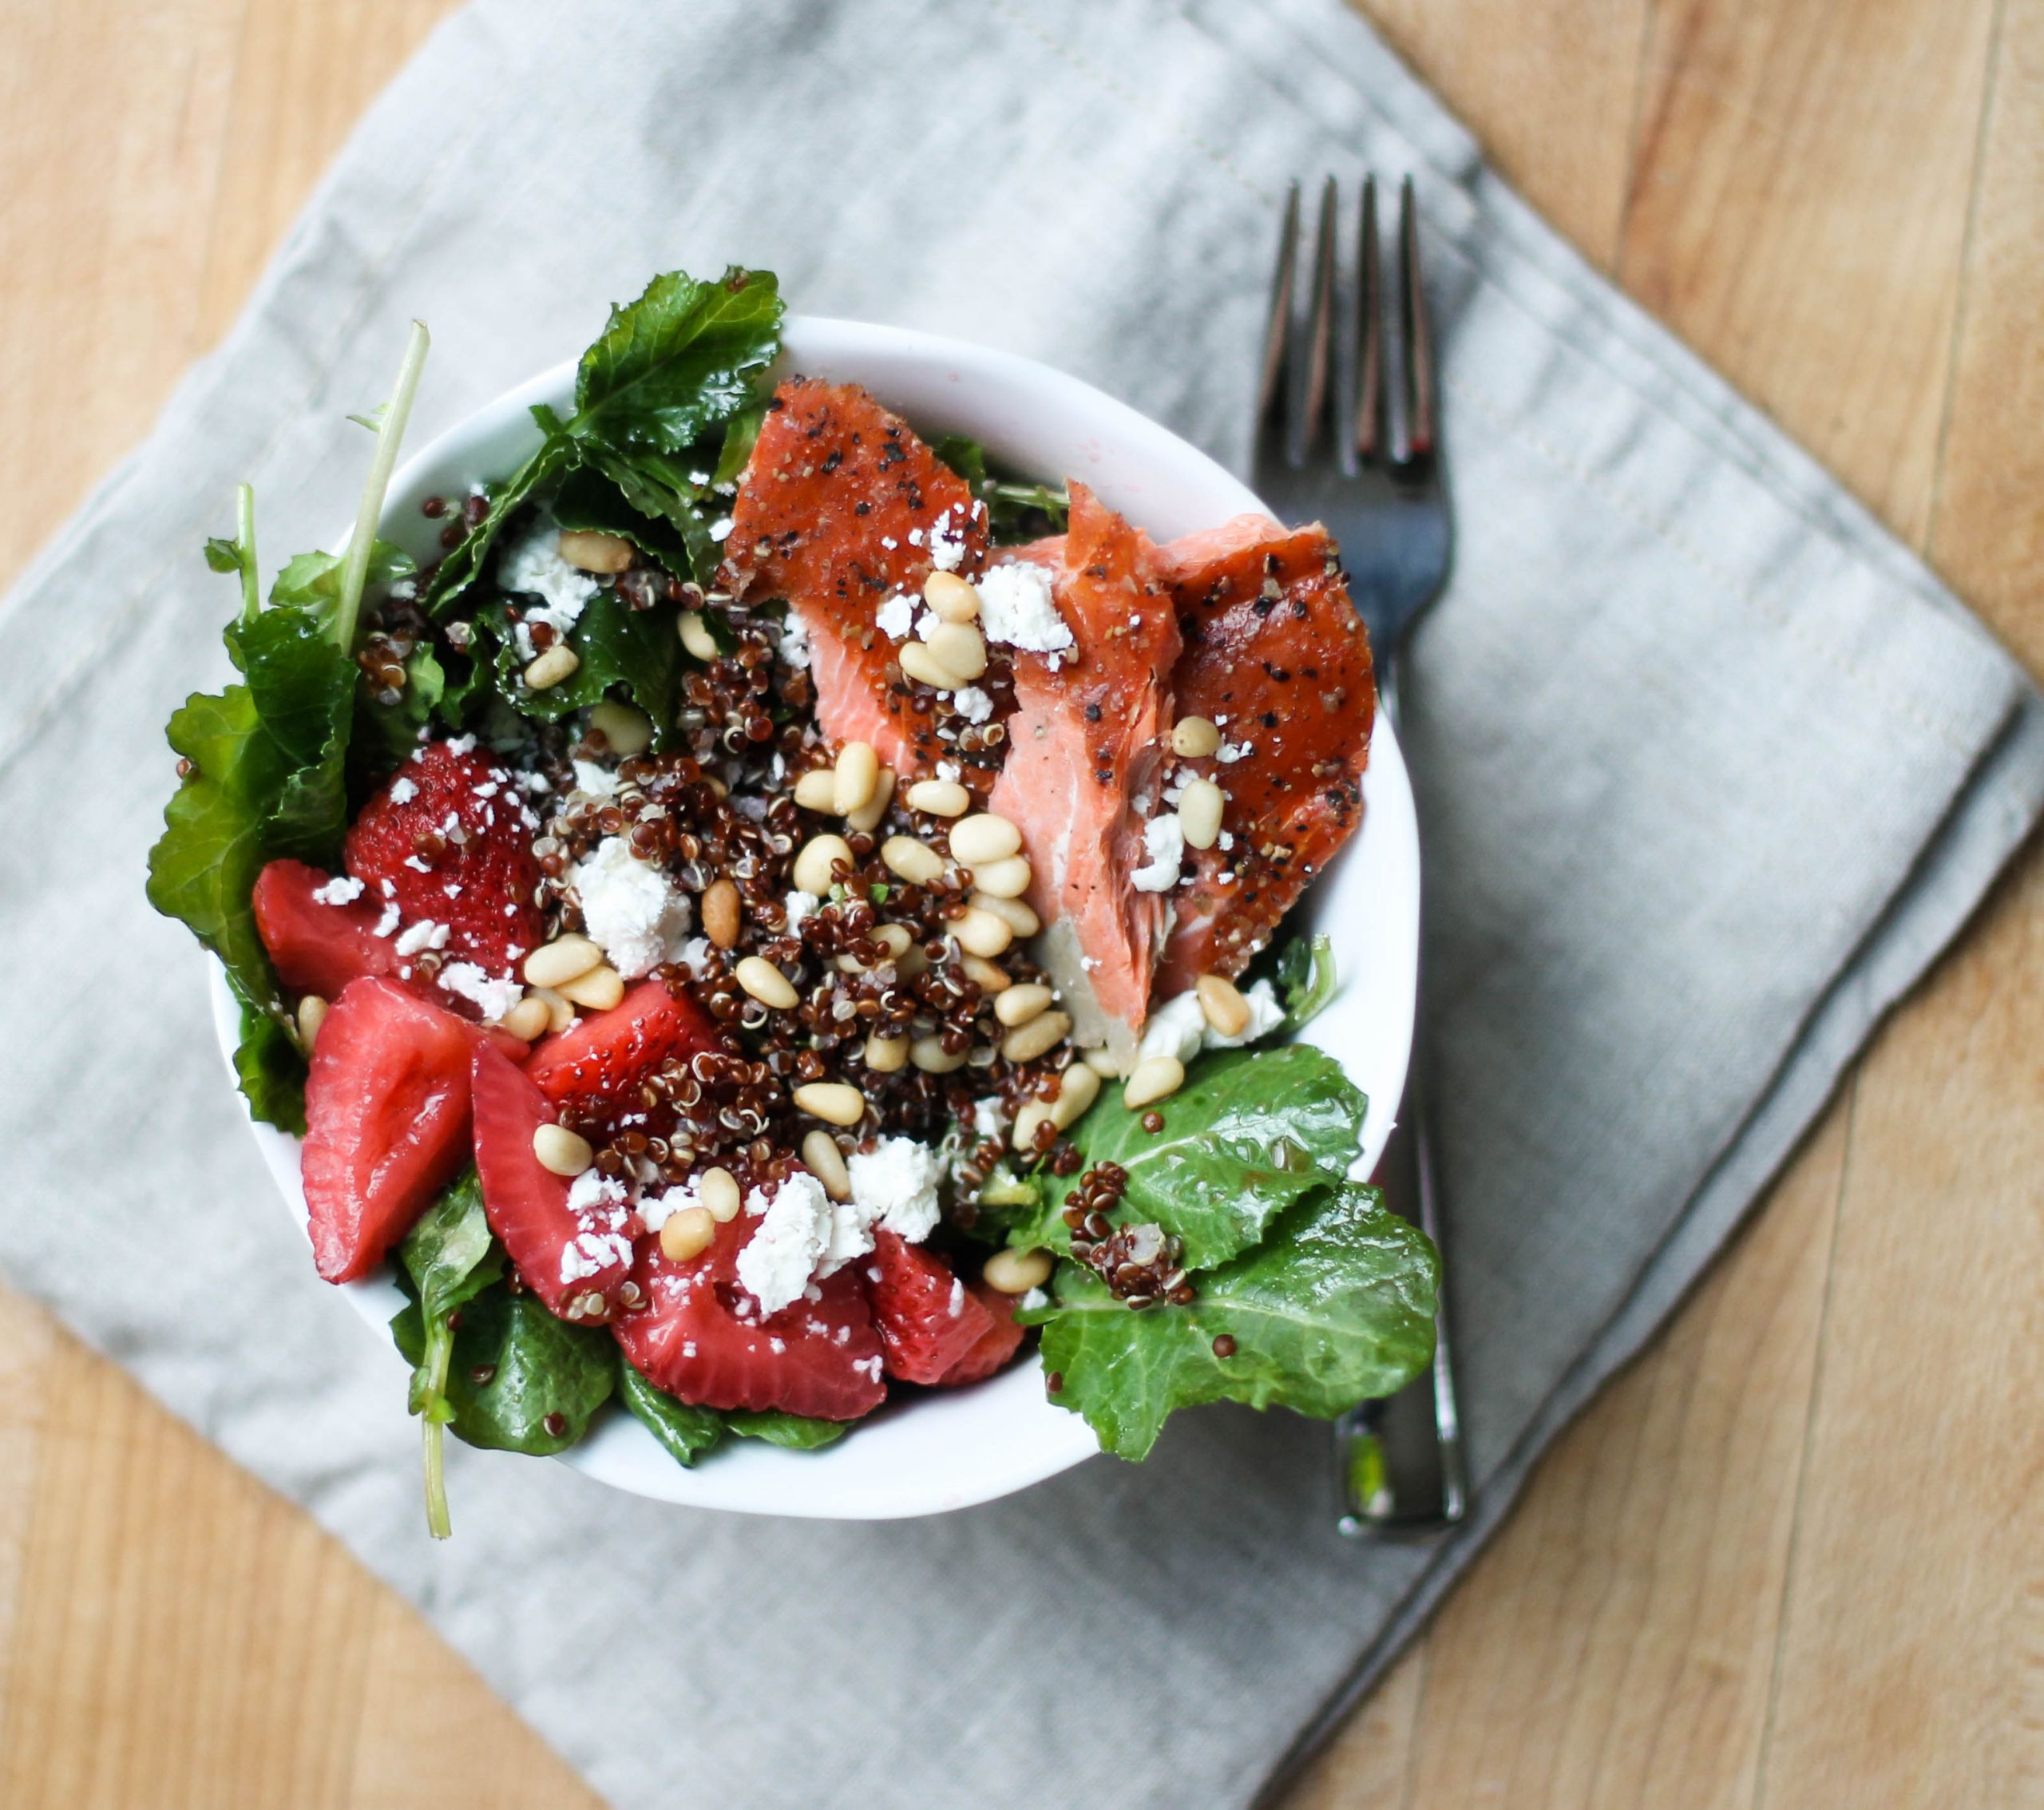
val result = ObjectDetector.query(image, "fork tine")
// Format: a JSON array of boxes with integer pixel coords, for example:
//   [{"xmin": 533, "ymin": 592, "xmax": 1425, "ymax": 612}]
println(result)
[
  {"xmin": 1398, "ymin": 175, "xmax": 1436, "ymax": 462},
  {"xmin": 1299, "ymin": 176, "xmax": 1338, "ymax": 461},
  {"xmin": 1254, "ymin": 182, "xmax": 1301, "ymax": 469},
  {"xmin": 1353, "ymin": 176, "xmax": 1382, "ymax": 465}
]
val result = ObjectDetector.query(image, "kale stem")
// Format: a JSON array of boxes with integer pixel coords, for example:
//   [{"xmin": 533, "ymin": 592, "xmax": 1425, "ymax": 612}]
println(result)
[
  {"xmin": 422, "ymin": 1317, "xmax": 454, "ymax": 1540},
  {"xmin": 235, "ymin": 483, "xmax": 259, "ymax": 624},
  {"xmin": 335, "ymin": 319, "xmax": 430, "ymax": 654}
]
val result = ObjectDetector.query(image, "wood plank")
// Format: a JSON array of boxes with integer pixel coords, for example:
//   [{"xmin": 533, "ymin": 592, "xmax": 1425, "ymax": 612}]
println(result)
[{"xmin": 1758, "ymin": 0, "xmax": 2044, "ymax": 1797}]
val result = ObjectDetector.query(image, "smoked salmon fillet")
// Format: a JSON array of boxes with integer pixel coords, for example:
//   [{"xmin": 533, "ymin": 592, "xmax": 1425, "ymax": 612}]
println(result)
[
  {"xmin": 1152, "ymin": 515, "xmax": 1375, "ymax": 994},
  {"xmin": 719, "ymin": 378, "xmax": 989, "ymax": 775},
  {"xmin": 986, "ymin": 485, "xmax": 1179, "ymax": 1054}
]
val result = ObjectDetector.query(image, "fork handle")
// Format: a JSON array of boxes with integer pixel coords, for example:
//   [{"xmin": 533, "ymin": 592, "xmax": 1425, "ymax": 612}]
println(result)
[{"xmin": 1336, "ymin": 659, "xmax": 1469, "ymax": 1538}]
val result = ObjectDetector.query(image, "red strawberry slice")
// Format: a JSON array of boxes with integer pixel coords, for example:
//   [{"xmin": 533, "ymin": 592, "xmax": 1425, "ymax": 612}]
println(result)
[
  {"xmin": 344, "ymin": 739, "xmax": 544, "ymax": 986},
  {"xmin": 300, "ymin": 977, "xmax": 517, "ymax": 1282},
  {"xmin": 613, "ymin": 1219, "xmax": 886, "ymax": 1421},
  {"xmin": 253, "ymin": 858, "xmax": 402, "ymax": 999},
  {"xmin": 470, "ymin": 1042, "xmax": 634, "ymax": 1322},
  {"xmin": 525, "ymin": 979, "xmax": 724, "ymax": 1125},
  {"xmin": 937, "ymin": 1281, "xmax": 1027, "ymax": 1387},
  {"xmin": 867, "ymin": 1230, "xmax": 998, "ymax": 1385}
]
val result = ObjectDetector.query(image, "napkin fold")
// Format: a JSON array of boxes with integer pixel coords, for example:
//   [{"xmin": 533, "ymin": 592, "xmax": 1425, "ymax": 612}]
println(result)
[{"xmin": 2, "ymin": 2, "xmax": 2039, "ymax": 1805}]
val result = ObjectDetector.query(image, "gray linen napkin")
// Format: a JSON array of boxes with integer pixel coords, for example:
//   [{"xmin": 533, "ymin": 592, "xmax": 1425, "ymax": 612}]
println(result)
[{"xmin": 3, "ymin": 2, "xmax": 2040, "ymax": 1804}]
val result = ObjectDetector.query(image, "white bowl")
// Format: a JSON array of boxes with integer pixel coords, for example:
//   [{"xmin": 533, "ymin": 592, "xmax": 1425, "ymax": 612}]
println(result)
[{"xmin": 211, "ymin": 316, "xmax": 1420, "ymax": 1519}]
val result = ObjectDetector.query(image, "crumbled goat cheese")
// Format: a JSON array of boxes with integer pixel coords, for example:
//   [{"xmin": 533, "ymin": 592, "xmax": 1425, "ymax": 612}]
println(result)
[
  {"xmin": 952, "ymin": 685, "xmax": 993, "ymax": 723},
  {"xmin": 571, "ymin": 758, "xmax": 619, "ymax": 801},
  {"xmin": 312, "ymin": 874, "xmax": 366, "ymax": 906},
  {"xmin": 560, "ymin": 1230, "xmax": 633, "ymax": 1285},
  {"xmin": 784, "ymin": 889, "xmax": 822, "ymax": 934},
  {"xmin": 1137, "ymin": 978, "xmax": 1287, "ymax": 1065},
  {"xmin": 438, "ymin": 962, "xmax": 522, "ymax": 1022},
  {"xmin": 847, "ymin": 1136, "xmax": 944, "ymax": 1245},
  {"xmin": 558, "ymin": 1171, "xmax": 633, "ymax": 1284},
  {"xmin": 971, "ymin": 1096, "xmax": 1005, "ymax": 1139},
  {"xmin": 1217, "ymin": 740, "xmax": 1250, "ymax": 764},
  {"xmin": 778, "ymin": 609, "xmax": 812, "ymax": 671},
  {"xmin": 936, "ymin": 760, "xmax": 962, "ymax": 782},
  {"xmin": 394, "ymin": 920, "xmax": 450, "ymax": 957},
  {"xmin": 1131, "ymin": 814, "xmax": 1185, "ymax": 893},
  {"xmin": 389, "ymin": 777, "xmax": 418, "ymax": 806},
  {"xmin": 373, "ymin": 902, "xmax": 402, "ymax": 937},
  {"xmin": 708, "ymin": 517, "xmax": 734, "ymax": 542},
  {"xmin": 499, "ymin": 516, "xmax": 598, "ymax": 656},
  {"xmin": 976, "ymin": 560, "xmax": 1075, "ymax": 655},
  {"xmin": 927, "ymin": 508, "xmax": 968, "ymax": 572},
  {"xmin": 639, "ymin": 1173, "xmax": 701, "ymax": 1235},
  {"xmin": 737, "ymin": 1172, "xmax": 834, "ymax": 1315},
  {"xmin": 673, "ymin": 937, "xmax": 715, "ymax": 977},
  {"xmin": 1020, "ymin": 1286, "xmax": 1049, "ymax": 1311},
  {"xmin": 568, "ymin": 836, "xmax": 693, "ymax": 978},
  {"xmin": 874, "ymin": 591, "xmax": 917, "ymax": 641}
]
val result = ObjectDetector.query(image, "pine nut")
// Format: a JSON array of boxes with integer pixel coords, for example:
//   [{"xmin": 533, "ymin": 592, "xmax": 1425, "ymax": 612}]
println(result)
[
  {"xmin": 898, "ymin": 640, "xmax": 964, "ymax": 691},
  {"xmin": 660, "ymin": 1205, "xmax": 716, "ymax": 1262},
  {"xmin": 846, "ymin": 766, "xmax": 894, "ymax": 834},
  {"xmin": 1123, "ymin": 1055, "xmax": 1186, "ymax": 1109},
  {"xmin": 699, "ymin": 1166, "xmax": 742, "ymax": 1222},
  {"xmin": 1178, "ymin": 776, "xmax": 1226, "ymax": 850},
  {"xmin": 953, "ymin": 907, "xmax": 1013, "ymax": 957},
  {"xmin": 793, "ymin": 833, "xmax": 854, "ymax": 894},
  {"xmin": 949, "ymin": 812, "xmax": 1021, "ymax": 865},
  {"xmin": 793, "ymin": 1081, "xmax": 866, "ymax": 1127},
  {"xmin": 1171, "ymin": 715, "xmax": 1222, "ymax": 758},
  {"xmin": 1001, "ymin": 1009, "xmax": 1072, "ymax": 1064},
  {"xmin": 533, "ymin": 1123, "xmax": 593, "ymax": 1177},
  {"xmin": 896, "ymin": 943, "xmax": 931, "ymax": 979},
  {"xmin": 923, "ymin": 570, "xmax": 980, "ymax": 622},
  {"xmin": 589, "ymin": 699, "xmax": 653, "ymax": 757},
  {"xmin": 983, "ymin": 1246, "xmax": 1054, "ymax": 1293},
  {"xmin": 1050, "ymin": 1061, "xmax": 1101, "ymax": 1128},
  {"xmin": 294, "ymin": 994, "xmax": 328, "ymax": 1048},
  {"xmin": 870, "ymin": 923, "xmax": 913, "ymax": 958},
  {"xmin": 558, "ymin": 528, "xmax": 635, "ymax": 574},
  {"xmin": 925, "ymin": 620, "xmax": 988, "ymax": 680},
  {"xmin": 524, "ymin": 644, "xmax": 580, "ymax": 690},
  {"xmin": 1083, "ymin": 1047, "xmax": 1122, "ymax": 1077},
  {"xmin": 972, "ymin": 892, "xmax": 1040, "ymax": 937},
  {"xmin": 905, "ymin": 778, "xmax": 971, "ymax": 817},
  {"xmin": 532, "ymin": 985, "xmax": 576, "ymax": 1033},
  {"xmin": 802, "ymin": 1130, "xmax": 852, "ymax": 1202},
  {"xmin": 961, "ymin": 954, "xmax": 1011, "ymax": 992},
  {"xmin": 994, "ymin": 983, "xmax": 1053, "ymax": 1028},
  {"xmin": 735, "ymin": 956, "xmax": 798, "ymax": 1009},
  {"xmin": 969, "ymin": 854, "xmax": 1032, "ymax": 899},
  {"xmin": 865, "ymin": 1030, "xmax": 909, "ymax": 1072},
  {"xmin": 702, "ymin": 878, "xmax": 742, "ymax": 949},
  {"xmin": 1012, "ymin": 1099, "xmax": 1053, "ymax": 1152},
  {"xmin": 679, "ymin": 610, "xmax": 719, "ymax": 661},
  {"xmin": 1196, "ymin": 973, "xmax": 1253, "ymax": 1038},
  {"xmin": 833, "ymin": 740, "xmax": 879, "ymax": 815},
  {"xmin": 557, "ymin": 964, "xmax": 624, "ymax": 1011},
  {"xmin": 793, "ymin": 766, "xmax": 839, "ymax": 810},
  {"xmin": 499, "ymin": 994, "xmax": 553, "ymax": 1042},
  {"xmin": 910, "ymin": 1033, "xmax": 968, "ymax": 1074},
  {"xmin": 881, "ymin": 835, "xmax": 945, "ymax": 885},
  {"xmin": 525, "ymin": 934, "xmax": 603, "ymax": 988}
]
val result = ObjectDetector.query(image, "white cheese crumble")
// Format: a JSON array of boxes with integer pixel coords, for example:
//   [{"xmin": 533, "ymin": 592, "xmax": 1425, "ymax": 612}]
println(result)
[
  {"xmin": 1131, "ymin": 814, "xmax": 1185, "ymax": 893},
  {"xmin": 927, "ymin": 508, "xmax": 968, "ymax": 572},
  {"xmin": 1020, "ymin": 1286, "xmax": 1048, "ymax": 1311},
  {"xmin": 847, "ymin": 1136, "xmax": 944, "ymax": 1244},
  {"xmin": 568, "ymin": 836, "xmax": 693, "ymax": 978},
  {"xmin": 499, "ymin": 515, "xmax": 598, "ymax": 658},
  {"xmin": 874, "ymin": 591, "xmax": 917, "ymax": 641},
  {"xmin": 952, "ymin": 685, "xmax": 992, "ymax": 724},
  {"xmin": 778, "ymin": 608, "xmax": 812, "ymax": 671},
  {"xmin": 571, "ymin": 758, "xmax": 620, "ymax": 801},
  {"xmin": 389, "ymin": 777, "xmax": 418, "ymax": 806},
  {"xmin": 373, "ymin": 902, "xmax": 402, "ymax": 937},
  {"xmin": 976, "ymin": 560, "xmax": 1075, "ymax": 655},
  {"xmin": 313, "ymin": 874, "xmax": 366, "ymax": 906},
  {"xmin": 559, "ymin": 1170, "xmax": 634, "ymax": 1285},
  {"xmin": 438, "ymin": 961, "xmax": 522, "ymax": 1021},
  {"xmin": 971, "ymin": 1096, "xmax": 1004, "ymax": 1139},
  {"xmin": 394, "ymin": 919, "xmax": 450, "ymax": 956},
  {"xmin": 1217, "ymin": 740, "xmax": 1251, "ymax": 764},
  {"xmin": 737, "ymin": 1172, "xmax": 834, "ymax": 1315},
  {"xmin": 639, "ymin": 1172, "xmax": 702, "ymax": 1235},
  {"xmin": 1137, "ymin": 978, "xmax": 1286, "ymax": 1065},
  {"xmin": 784, "ymin": 889, "xmax": 822, "ymax": 934}
]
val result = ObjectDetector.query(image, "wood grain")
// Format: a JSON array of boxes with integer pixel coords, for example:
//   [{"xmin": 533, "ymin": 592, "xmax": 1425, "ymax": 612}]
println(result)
[{"xmin": 0, "ymin": 0, "xmax": 2039, "ymax": 1803}]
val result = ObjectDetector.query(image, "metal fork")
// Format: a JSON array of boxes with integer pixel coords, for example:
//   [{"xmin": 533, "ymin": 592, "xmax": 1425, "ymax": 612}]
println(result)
[{"xmin": 1252, "ymin": 175, "xmax": 1468, "ymax": 1538}]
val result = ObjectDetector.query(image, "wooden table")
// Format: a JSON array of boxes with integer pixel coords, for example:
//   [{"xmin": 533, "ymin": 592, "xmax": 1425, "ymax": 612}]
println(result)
[{"xmin": 2, "ymin": 2, "xmax": 2038, "ymax": 1802}]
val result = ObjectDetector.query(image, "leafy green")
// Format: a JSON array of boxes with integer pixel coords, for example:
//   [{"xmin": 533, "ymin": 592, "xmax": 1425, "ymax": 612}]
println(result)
[
  {"xmin": 933, "ymin": 434, "xmax": 1070, "ymax": 541},
  {"xmin": 616, "ymin": 1361, "xmax": 727, "ymax": 1467},
  {"xmin": 552, "ymin": 463, "xmax": 695, "ymax": 578},
  {"xmin": 395, "ymin": 1170, "xmax": 505, "ymax": 1538},
  {"xmin": 1010, "ymin": 1043, "xmax": 1365, "ymax": 1270},
  {"xmin": 1020, "ymin": 1183, "xmax": 1439, "ymax": 1460},
  {"xmin": 713, "ymin": 400, "xmax": 766, "ymax": 486},
  {"xmin": 1276, "ymin": 932, "xmax": 1339, "ymax": 1028},
  {"xmin": 390, "ymin": 1281, "xmax": 615, "ymax": 1457},
  {"xmin": 724, "ymin": 1409, "xmax": 850, "ymax": 1450},
  {"xmin": 485, "ymin": 588, "xmax": 680, "ymax": 727},
  {"xmin": 421, "ymin": 434, "xmax": 576, "ymax": 617},
  {"xmin": 334, "ymin": 321, "xmax": 430, "ymax": 654}
]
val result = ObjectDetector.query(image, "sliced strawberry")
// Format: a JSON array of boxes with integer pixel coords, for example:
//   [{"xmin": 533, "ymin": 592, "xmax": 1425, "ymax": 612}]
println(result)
[
  {"xmin": 344, "ymin": 739, "xmax": 544, "ymax": 985},
  {"xmin": 613, "ymin": 1219, "xmax": 886, "ymax": 1421},
  {"xmin": 470, "ymin": 1042, "xmax": 634, "ymax": 1321},
  {"xmin": 867, "ymin": 1230, "xmax": 998, "ymax": 1385},
  {"xmin": 525, "ymin": 978, "xmax": 724, "ymax": 1126},
  {"xmin": 937, "ymin": 1281, "xmax": 1027, "ymax": 1387},
  {"xmin": 300, "ymin": 977, "xmax": 516, "ymax": 1282},
  {"xmin": 253, "ymin": 858, "xmax": 402, "ymax": 998}
]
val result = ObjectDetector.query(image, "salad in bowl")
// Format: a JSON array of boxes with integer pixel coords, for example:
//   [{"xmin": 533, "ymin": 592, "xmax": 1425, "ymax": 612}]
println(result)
[{"xmin": 150, "ymin": 266, "xmax": 1437, "ymax": 1531}]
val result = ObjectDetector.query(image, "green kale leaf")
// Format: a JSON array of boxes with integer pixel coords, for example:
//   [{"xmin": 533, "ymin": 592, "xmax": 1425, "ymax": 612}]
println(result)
[
  {"xmin": 1020, "ymin": 1183, "xmax": 1438, "ymax": 1460},
  {"xmin": 484, "ymin": 587, "xmax": 680, "ymax": 728},
  {"xmin": 1275, "ymin": 932, "xmax": 1339, "ymax": 1028}
]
